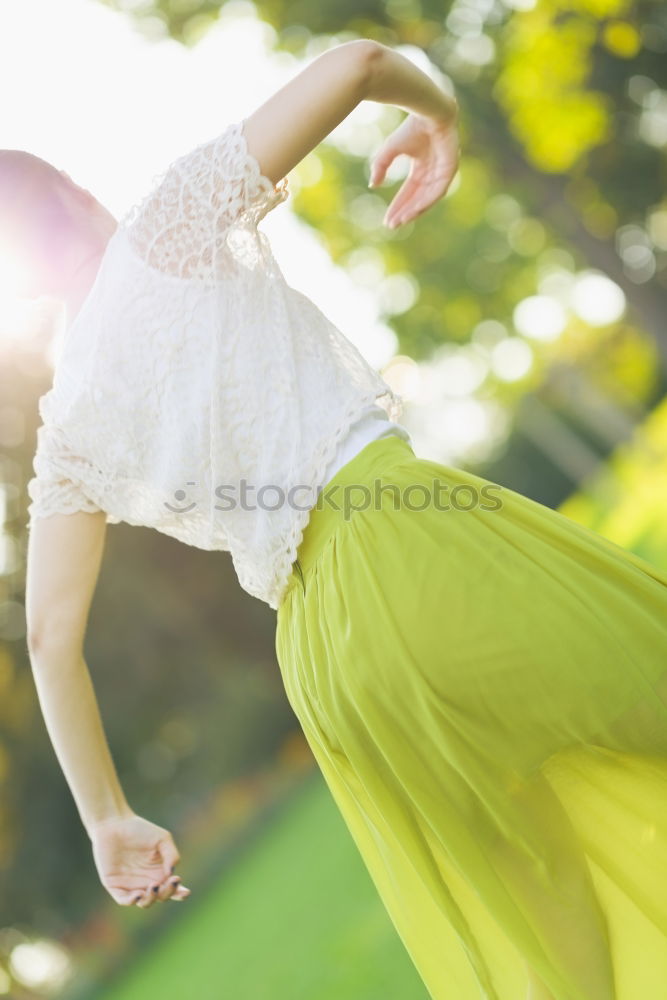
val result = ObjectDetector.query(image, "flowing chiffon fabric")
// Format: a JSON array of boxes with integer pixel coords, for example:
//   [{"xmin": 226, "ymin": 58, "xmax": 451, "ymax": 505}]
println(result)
[{"xmin": 275, "ymin": 435, "xmax": 667, "ymax": 1000}]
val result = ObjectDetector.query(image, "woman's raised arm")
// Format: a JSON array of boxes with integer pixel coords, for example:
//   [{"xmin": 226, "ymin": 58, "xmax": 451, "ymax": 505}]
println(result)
[{"xmin": 241, "ymin": 39, "xmax": 459, "ymax": 228}]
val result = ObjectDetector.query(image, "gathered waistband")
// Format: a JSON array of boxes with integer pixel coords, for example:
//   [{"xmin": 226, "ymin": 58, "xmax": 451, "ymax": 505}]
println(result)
[{"xmin": 290, "ymin": 434, "xmax": 416, "ymax": 585}]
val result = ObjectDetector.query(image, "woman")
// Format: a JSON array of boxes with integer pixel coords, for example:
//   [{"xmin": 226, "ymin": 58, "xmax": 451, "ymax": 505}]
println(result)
[{"xmin": 11, "ymin": 38, "xmax": 667, "ymax": 1000}]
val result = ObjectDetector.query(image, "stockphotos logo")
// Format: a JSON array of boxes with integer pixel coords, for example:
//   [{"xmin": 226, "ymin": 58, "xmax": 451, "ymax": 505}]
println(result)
[{"xmin": 164, "ymin": 477, "xmax": 504, "ymax": 521}]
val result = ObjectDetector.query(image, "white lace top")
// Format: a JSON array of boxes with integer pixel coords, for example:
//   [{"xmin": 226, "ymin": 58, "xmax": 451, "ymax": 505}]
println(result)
[{"xmin": 26, "ymin": 119, "xmax": 404, "ymax": 610}]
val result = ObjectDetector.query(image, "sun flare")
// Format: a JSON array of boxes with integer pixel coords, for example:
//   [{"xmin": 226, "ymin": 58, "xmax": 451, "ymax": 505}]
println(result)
[{"xmin": 0, "ymin": 240, "xmax": 33, "ymax": 302}]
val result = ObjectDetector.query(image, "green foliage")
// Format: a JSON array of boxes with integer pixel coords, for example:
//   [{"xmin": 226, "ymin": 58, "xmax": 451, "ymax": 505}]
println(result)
[
  {"xmin": 96, "ymin": 0, "xmax": 667, "ymax": 448},
  {"xmin": 559, "ymin": 394, "xmax": 667, "ymax": 567}
]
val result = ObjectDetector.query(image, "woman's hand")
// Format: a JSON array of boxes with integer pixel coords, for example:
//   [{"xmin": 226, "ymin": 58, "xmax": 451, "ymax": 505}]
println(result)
[
  {"xmin": 89, "ymin": 813, "xmax": 191, "ymax": 908},
  {"xmin": 368, "ymin": 110, "xmax": 460, "ymax": 229}
]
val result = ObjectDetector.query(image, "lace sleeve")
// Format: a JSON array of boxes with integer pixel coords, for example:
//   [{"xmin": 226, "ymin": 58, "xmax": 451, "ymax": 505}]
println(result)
[{"xmin": 119, "ymin": 120, "xmax": 289, "ymax": 279}]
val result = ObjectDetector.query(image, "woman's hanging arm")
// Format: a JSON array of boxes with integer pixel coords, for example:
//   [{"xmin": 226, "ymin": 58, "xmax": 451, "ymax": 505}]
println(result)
[
  {"xmin": 25, "ymin": 512, "xmax": 189, "ymax": 908},
  {"xmin": 241, "ymin": 39, "xmax": 460, "ymax": 228},
  {"xmin": 25, "ymin": 512, "xmax": 133, "ymax": 834}
]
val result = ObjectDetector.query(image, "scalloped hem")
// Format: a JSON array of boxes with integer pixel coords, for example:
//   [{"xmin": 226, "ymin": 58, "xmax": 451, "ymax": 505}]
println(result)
[{"xmin": 267, "ymin": 385, "xmax": 406, "ymax": 612}]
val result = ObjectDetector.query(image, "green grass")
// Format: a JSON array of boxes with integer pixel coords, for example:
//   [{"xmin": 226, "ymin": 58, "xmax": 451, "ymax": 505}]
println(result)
[{"xmin": 94, "ymin": 772, "xmax": 431, "ymax": 1000}]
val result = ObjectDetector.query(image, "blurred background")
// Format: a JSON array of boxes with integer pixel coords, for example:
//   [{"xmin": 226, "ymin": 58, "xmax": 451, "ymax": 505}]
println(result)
[{"xmin": 0, "ymin": 0, "xmax": 666, "ymax": 996}]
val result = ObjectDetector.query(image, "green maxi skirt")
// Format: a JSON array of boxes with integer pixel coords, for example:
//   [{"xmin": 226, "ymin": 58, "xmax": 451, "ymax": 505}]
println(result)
[{"xmin": 274, "ymin": 435, "xmax": 667, "ymax": 1000}]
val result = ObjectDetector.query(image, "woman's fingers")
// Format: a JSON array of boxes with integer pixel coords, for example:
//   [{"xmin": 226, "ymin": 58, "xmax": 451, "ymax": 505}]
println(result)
[
  {"xmin": 153, "ymin": 880, "xmax": 172, "ymax": 902},
  {"xmin": 156, "ymin": 876, "xmax": 184, "ymax": 901},
  {"xmin": 371, "ymin": 113, "xmax": 461, "ymax": 229},
  {"xmin": 384, "ymin": 174, "xmax": 426, "ymax": 228},
  {"xmin": 108, "ymin": 886, "xmax": 147, "ymax": 907},
  {"xmin": 157, "ymin": 833, "xmax": 181, "ymax": 881},
  {"xmin": 385, "ymin": 172, "xmax": 453, "ymax": 228},
  {"xmin": 131, "ymin": 877, "xmax": 192, "ymax": 908},
  {"xmin": 133, "ymin": 888, "xmax": 154, "ymax": 909},
  {"xmin": 90, "ymin": 814, "xmax": 191, "ymax": 909},
  {"xmin": 369, "ymin": 145, "xmax": 396, "ymax": 188},
  {"xmin": 143, "ymin": 878, "xmax": 175, "ymax": 905}
]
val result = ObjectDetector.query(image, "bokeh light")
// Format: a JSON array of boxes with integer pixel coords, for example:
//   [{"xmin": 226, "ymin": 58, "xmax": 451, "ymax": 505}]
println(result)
[
  {"xmin": 490, "ymin": 336, "xmax": 533, "ymax": 381},
  {"xmin": 9, "ymin": 938, "xmax": 73, "ymax": 992},
  {"xmin": 432, "ymin": 344, "xmax": 489, "ymax": 397},
  {"xmin": 569, "ymin": 271, "xmax": 626, "ymax": 325},
  {"xmin": 377, "ymin": 272, "xmax": 420, "ymax": 316},
  {"xmin": 513, "ymin": 294, "xmax": 567, "ymax": 341}
]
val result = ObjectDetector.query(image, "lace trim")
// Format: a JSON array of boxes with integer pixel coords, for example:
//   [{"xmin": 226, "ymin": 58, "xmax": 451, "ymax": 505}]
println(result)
[
  {"xmin": 267, "ymin": 384, "xmax": 404, "ymax": 611},
  {"xmin": 116, "ymin": 119, "xmax": 290, "ymax": 228},
  {"xmin": 236, "ymin": 119, "xmax": 290, "ymax": 223},
  {"xmin": 118, "ymin": 120, "xmax": 290, "ymax": 280}
]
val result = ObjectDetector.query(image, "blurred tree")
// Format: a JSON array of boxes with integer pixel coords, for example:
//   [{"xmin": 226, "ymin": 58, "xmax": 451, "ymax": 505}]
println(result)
[
  {"xmin": 559, "ymin": 392, "xmax": 667, "ymax": 567},
  {"xmin": 97, "ymin": 0, "xmax": 667, "ymax": 498}
]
